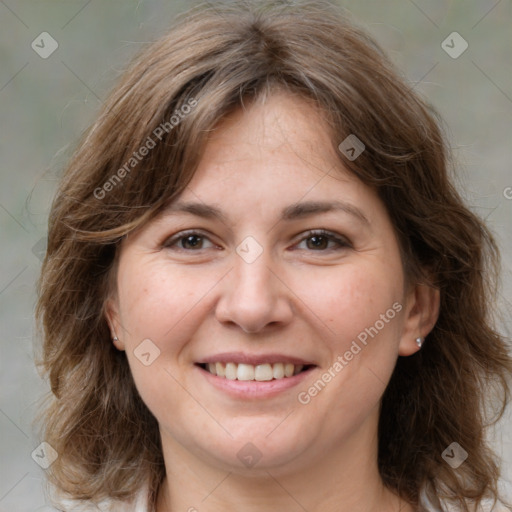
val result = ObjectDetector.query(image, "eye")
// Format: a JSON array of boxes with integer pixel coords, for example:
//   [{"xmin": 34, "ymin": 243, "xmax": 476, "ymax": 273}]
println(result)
[
  {"xmin": 161, "ymin": 229, "xmax": 350, "ymax": 253},
  {"xmin": 295, "ymin": 230, "xmax": 351, "ymax": 251},
  {"xmin": 162, "ymin": 230, "xmax": 217, "ymax": 251}
]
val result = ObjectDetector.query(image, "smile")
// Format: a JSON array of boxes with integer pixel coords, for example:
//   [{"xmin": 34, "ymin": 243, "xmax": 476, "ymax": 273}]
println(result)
[{"xmin": 198, "ymin": 362, "xmax": 312, "ymax": 381}]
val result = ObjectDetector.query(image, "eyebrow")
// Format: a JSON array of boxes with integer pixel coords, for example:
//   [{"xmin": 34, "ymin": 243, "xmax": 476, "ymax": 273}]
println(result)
[{"xmin": 161, "ymin": 200, "xmax": 370, "ymax": 227}]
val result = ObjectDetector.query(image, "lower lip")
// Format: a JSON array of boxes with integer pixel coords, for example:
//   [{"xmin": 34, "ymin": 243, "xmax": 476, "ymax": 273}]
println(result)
[{"xmin": 197, "ymin": 365, "xmax": 315, "ymax": 399}]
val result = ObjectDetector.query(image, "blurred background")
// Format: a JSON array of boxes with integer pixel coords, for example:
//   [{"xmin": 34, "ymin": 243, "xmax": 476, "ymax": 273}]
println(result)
[{"xmin": 0, "ymin": 0, "xmax": 511, "ymax": 510}]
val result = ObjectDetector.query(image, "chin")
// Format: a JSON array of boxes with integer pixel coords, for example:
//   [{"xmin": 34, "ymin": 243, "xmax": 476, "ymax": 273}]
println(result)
[{"xmin": 205, "ymin": 420, "xmax": 315, "ymax": 472}]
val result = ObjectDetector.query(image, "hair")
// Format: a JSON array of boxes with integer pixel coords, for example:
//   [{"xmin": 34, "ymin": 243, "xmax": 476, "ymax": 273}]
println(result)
[{"xmin": 35, "ymin": 1, "xmax": 512, "ymax": 510}]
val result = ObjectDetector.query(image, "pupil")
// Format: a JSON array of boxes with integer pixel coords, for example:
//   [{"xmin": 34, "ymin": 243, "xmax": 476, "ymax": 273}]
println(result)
[
  {"xmin": 308, "ymin": 235, "xmax": 327, "ymax": 249},
  {"xmin": 184, "ymin": 235, "xmax": 201, "ymax": 248}
]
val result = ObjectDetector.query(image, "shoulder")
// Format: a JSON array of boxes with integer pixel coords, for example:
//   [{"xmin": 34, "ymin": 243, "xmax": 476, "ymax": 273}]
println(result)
[
  {"xmin": 475, "ymin": 480, "xmax": 512, "ymax": 512},
  {"xmin": 419, "ymin": 480, "xmax": 512, "ymax": 512},
  {"xmin": 51, "ymin": 484, "xmax": 150, "ymax": 512}
]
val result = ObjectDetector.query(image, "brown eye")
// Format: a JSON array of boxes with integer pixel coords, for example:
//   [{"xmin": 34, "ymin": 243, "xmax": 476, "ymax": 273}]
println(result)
[
  {"xmin": 163, "ymin": 231, "xmax": 216, "ymax": 251},
  {"xmin": 180, "ymin": 234, "xmax": 204, "ymax": 249},
  {"xmin": 295, "ymin": 230, "xmax": 351, "ymax": 251},
  {"xmin": 306, "ymin": 235, "xmax": 330, "ymax": 250}
]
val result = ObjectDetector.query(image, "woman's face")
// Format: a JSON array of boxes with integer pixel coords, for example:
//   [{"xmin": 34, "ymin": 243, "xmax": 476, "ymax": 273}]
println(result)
[{"xmin": 107, "ymin": 91, "xmax": 420, "ymax": 475}]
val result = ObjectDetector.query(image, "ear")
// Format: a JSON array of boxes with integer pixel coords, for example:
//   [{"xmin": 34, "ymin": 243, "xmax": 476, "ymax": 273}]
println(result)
[
  {"xmin": 104, "ymin": 297, "xmax": 126, "ymax": 351},
  {"xmin": 398, "ymin": 282, "xmax": 440, "ymax": 356}
]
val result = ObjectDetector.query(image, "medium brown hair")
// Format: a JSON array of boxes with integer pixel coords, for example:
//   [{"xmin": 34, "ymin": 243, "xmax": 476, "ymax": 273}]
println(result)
[{"xmin": 35, "ymin": 1, "xmax": 512, "ymax": 510}]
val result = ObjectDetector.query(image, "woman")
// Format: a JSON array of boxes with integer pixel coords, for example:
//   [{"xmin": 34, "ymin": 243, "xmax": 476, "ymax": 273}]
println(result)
[{"xmin": 35, "ymin": 1, "xmax": 512, "ymax": 511}]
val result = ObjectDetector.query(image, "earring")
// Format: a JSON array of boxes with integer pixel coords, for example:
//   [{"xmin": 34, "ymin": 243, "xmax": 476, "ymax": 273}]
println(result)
[
  {"xmin": 416, "ymin": 337, "xmax": 424, "ymax": 348},
  {"xmin": 113, "ymin": 336, "xmax": 119, "ymax": 342}
]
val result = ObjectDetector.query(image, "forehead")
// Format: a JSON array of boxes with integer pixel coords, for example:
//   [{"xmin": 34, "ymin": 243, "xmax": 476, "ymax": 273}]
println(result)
[
  {"xmin": 197, "ymin": 91, "xmax": 338, "ymax": 177},
  {"xmin": 149, "ymin": 92, "xmax": 388, "ymax": 235}
]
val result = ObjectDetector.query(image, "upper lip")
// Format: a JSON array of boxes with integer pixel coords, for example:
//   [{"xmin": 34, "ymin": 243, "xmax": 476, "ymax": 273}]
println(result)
[{"xmin": 197, "ymin": 352, "xmax": 316, "ymax": 366}]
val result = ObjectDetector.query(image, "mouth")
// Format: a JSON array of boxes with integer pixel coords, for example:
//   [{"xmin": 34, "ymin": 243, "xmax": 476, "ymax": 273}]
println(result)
[
  {"xmin": 194, "ymin": 353, "xmax": 318, "ymax": 398},
  {"xmin": 196, "ymin": 362, "xmax": 315, "ymax": 381}
]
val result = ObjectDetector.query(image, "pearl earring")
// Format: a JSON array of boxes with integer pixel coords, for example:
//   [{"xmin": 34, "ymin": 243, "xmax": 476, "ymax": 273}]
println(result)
[
  {"xmin": 113, "ymin": 336, "xmax": 119, "ymax": 342},
  {"xmin": 416, "ymin": 337, "xmax": 424, "ymax": 348}
]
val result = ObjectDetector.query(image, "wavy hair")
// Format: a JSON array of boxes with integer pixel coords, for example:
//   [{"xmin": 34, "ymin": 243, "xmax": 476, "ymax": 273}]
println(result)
[{"xmin": 35, "ymin": 1, "xmax": 512, "ymax": 510}]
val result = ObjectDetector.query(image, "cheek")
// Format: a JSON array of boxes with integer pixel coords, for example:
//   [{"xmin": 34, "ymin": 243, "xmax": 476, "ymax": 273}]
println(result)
[
  {"xmin": 115, "ymin": 261, "xmax": 206, "ymax": 421},
  {"xmin": 116, "ymin": 260, "xmax": 215, "ymax": 341},
  {"xmin": 296, "ymin": 263, "xmax": 404, "ymax": 414},
  {"xmin": 300, "ymin": 261, "xmax": 403, "ymax": 353}
]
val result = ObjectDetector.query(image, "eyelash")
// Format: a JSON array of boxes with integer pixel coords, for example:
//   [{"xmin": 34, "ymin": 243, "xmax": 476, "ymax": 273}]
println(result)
[{"xmin": 161, "ymin": 229, "xmax": 351, "ymax": 252}]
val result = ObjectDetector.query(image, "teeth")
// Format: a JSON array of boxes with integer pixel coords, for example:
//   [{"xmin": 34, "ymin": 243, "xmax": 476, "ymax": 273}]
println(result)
[
  {"xmin": 293, "ymin": 364, "xmax": 304, "ymax": 376},
  {"xmin": 237, "ymin": 363, "xmax": 254, "ymax": 381},
  {"xmin": 254, "ymin": 364, "xmax": 273, "ymax": 381},
  {"xmin": 215, "ymin": 362, "xmax": 226, "ymax": 377},
  {"xmin": 273, "ymin": 363, "xmax": 285, "ymax": 379},
  {"xmin": 225, "ymin": 362, "xmax": 237, "ymax": 380},
  {"xmin": 203, "ymin": 362, "xmax": 306, "ymax": 381}
]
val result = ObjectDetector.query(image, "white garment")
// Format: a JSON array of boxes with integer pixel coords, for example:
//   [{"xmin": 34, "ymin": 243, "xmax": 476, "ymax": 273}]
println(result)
[
  {"xmin": 55, "ymin": 486, "xmax": 150, "ymax": 512},
  {"xmin": 55, "ymin": 482, "xmax": 512, "ymax": 512},
  {"xmin": 419, "ymin": 484, "xmax": 512, "ymax": 512}
]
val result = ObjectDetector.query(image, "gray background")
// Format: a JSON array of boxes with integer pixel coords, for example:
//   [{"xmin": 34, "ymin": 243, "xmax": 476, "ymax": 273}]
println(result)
[{"xmin": 0, "ymin": 0, "xmax": 511, "ymax": 510}]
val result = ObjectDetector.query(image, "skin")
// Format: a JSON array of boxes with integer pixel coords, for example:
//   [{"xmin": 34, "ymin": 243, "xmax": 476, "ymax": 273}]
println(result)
[{"xmin": 106, "ymin": 91, "xmax": 439, "ymax": 512}]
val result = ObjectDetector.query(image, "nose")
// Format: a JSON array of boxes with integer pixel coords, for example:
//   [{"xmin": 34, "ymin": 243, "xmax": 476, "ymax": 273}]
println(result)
[{"xmin": 215, "ymin": 250, "xmax": 294, "ymax": 334}]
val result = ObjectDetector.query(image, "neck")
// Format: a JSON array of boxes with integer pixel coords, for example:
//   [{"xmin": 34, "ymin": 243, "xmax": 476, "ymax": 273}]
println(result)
[{"xmin": 155, "ymin": 417, "xmax": 413, "ymax": 512}]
